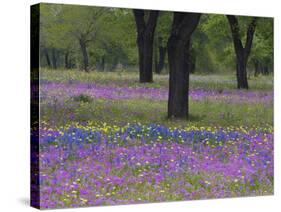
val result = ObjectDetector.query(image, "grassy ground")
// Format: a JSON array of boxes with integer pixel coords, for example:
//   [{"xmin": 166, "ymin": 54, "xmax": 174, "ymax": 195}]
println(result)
[
  {"xmin": 40, "ymin": 68, "xmax": 273, "ymax": 128},
  {"xmin": 40, "ymin": 68, "xmax": 273, "ymax": 91},
  {"xmin": 41, "ymin": 97, "xmax": 273, "ymax": 128},
  {"xmin": 37, "ymin": 68, "xmax": 273, "ymax": 208}
]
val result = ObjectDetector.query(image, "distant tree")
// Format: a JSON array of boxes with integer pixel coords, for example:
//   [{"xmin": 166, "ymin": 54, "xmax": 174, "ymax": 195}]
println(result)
[
  {"xmin": 42, "ymin": 48, "xmax": 51, "ymax": 68},
  {"xmin": 155, "ymin": 36, "xmax": 167, "ymax": 73},
  {"xmin": 63, "ymin": 6, "xmax": 107, "ymax": 71},
  {"xmin": 227, "ymin": 15, "xmax": 258, "ymax": 89},
  {"xmin": 167, "ymin": 12, "xmax": 201, "ymax": 119},
  {"xmin": 193, "ymin": 14, "xmax": 233, "ymax": 73},
  {"xmin": 51, "ymin": 48, "xmax": 58, "ymax": 69},
  {"xmin": 154, "ymin": 12, "xmax": 172, "ymax": 74},
  {"xmin": 94, "ymin": 9, "xmax": 137, "ymax": 71},
  {"xmin": 40, "ymin": 4, "xmax": 137, "ymax": 71},
  {"xmin": 250, "ymin": 18, "xmax": 273, "ymax": 76},
  {"xmin": 133, "ymin": 9, "xmax": 159, "ymax": 82},
  {"xmin": 40, "ymin": 4, "xmax": 76, "ymax": 69}
]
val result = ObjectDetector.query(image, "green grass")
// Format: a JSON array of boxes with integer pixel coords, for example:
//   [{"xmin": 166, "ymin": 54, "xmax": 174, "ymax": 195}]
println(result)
[
  {"xmin": 39, "ymin": 69, "xmax": 273, "ymax": 205},
  {"xmin": 40, "ymin": 98, "xmax": 272, "ymax": 128},
  {"xmin": 40, "ymin": 68, "xmax": 273, "ymax": 91},
  {"xmin": 40, "ymin": 68, "xmax": 273, "ymax": 128}
]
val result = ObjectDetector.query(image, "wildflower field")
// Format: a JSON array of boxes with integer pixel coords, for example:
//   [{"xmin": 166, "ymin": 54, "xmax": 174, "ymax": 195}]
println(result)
[{"xmin": 37, "ymin": 69, "xmax": 273, "ymax": 208}]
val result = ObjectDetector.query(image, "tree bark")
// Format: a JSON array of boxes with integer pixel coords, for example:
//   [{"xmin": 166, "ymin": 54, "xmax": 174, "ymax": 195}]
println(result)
[
  {"xmin": 156, "ymin": 37, "xmax": 166, "ymax": 74},
  {"xmin": 254, "ymin": 60, "xmax": 260, "ymax": 77},
  {"xmin": 154, "ymin": 34, "xmax": 158, "ymax": 73},
  {"xmin": 43, "ymin": 49, "xmax": 51, "ymax": 68},
  {"xmin": 133, "ymin": 9, "xmax": 159, "ymax": 83},
  {"xmin": 158, "ymin": 46, "xmax": 166, "ymax": 73},
  {"xmin": 167, "ymin": 12, "xmax": 201, "ymax": 119},
  {"xmin": 261, "ymin": 63, "xmax": 269, "ymax": 75},
  {"xmin": 64, "ymin": 51, "xmax": 69, "ymax": 69},
  {"xmin": 51, "ymin": 48, "xmax": 57, "ymax": 69},
  {"xmin": 227, "ymin": 15, "xmax": 258, "ymax": 89},
  {"xmin": 101, "ymin": 56, "xmax": 105, "ymax": 71},
  {"xmin": 79, "ymin": 38, "xmax": 89, "ymax": 72},
  {"xmin": 236, "ymin": 51, "xmax": 248, "ymax": 89}
]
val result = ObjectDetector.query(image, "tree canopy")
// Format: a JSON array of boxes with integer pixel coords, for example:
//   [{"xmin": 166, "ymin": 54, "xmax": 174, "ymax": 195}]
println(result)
[{"xmin": 40, "ymin": 3, "xmax": 273, "ymax": 77}]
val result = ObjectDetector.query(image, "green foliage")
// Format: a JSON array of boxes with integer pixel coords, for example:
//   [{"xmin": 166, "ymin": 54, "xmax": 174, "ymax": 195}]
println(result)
[
  {"xmin": 72, "ymin": 94, "xmax": 93, "ymax": 103},
  {"xmin": 40, "ymin": 3, "xmax": 137, "ymax": 70},
  {"xmin": 194, "ymin": 14, "xmax": 234, "ymax": 73},
  {"xmin": 249, "ymin": 18, "xmax": 274, "ymax": 70},
  {"xmin": 155, "ymin": 12, "xmax": 172, "ymax": 46},
  {"xmin": 39, "ymin": 3, "xmax": 273, "ymax": 75},
  {"xmin": 193, "ymin": 14, "xmax": 273, "ymax": 74}
]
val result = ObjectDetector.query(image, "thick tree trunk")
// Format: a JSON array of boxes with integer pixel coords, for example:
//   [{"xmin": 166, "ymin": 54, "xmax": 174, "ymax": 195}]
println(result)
[
  {"xmin": 136, "ymin": 35, "xmax": 154, "ymax": 81},
  {"xmin": 136, "ymin": 32, "xmax": 155, "ymax": 81},
  {"xmin": 227, "ymin": 15, "xmax": 257, "ymax": 89},
  {"xmin": 168, "ymin": 40, "xmax": 191, "ymax": 119},
  {"xmin": 79, "ymin": 39, "xmax": 89, "ymax": 72},
  {"xmin": 136, "ymin": 33, "xmax": 144, "ymax": 79},
  {"xmin": 43, "ymin": 49, "xmax": 51, "ymax": 68},
  {"xmin": 142, "ymin": 35, "xmax": 154, "ymax": 81},
  {"xmin": 236, "ymin": 53, "xmax": 248, "ymax": 89},
  {"xmin": 51, "ymin": 48, "xmax": 57, "ymax": 69},
  {"xmin": 133, "ymin": 10, "xmax": 159, "ymax": 83},
  {"xmin": 167, "ymin": 12, "xmax": 201, "ymax": 119}
]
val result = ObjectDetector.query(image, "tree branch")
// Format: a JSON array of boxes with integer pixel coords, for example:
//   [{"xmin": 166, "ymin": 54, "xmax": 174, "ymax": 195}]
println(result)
[
  {"xmin": 146, "ymin": 10, "xmax": 159, "ymax": 32},
  {"xmin": 226, "ymin": 15, "xmax": 244, "ymax": 54},
  {"xmin": 245, "ymin": 17, "xmax": 258, "ymax": 59},
  {"xmin": 133, "ymin": 9, "xmax": 146, "ymax": 34}
]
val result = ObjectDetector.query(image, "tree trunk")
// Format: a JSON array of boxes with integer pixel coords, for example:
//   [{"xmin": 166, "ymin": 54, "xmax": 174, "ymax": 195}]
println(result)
[
  {"xmin": 167, "ymin": 12, "xmax": 201, "ymax": 119},
  {"xmin": 101, "ymin": 56, "xmax": 105, "ymax": 71},
  {"xmin": 227, "ymin": 15, "xmax": 258, "ymax": 89},
  {"xmin": 43, "ymin": 49, "xmax": 51, "ymax": 68},
  {"xmin": 156, "ymin": 36, "xmax": 166, "ymax": 74},
  {"xmin": 254, "ymin": 60, "xmax": 260, "ymax": 77},
  {"xmin": 236, "ymin": 52, "xmax": 248, "ymax": 89},
  {"xmin": 265, "ymin": 66, "xmax": 269, "ymax": 75},
  {"xmin": 64, "ymin": 51, "xmax": 69, "ymax": 69},
  {"xmin": 136, "ymin": 33, "xmax": 144, "ymax": 79},
  {"xmin": 79, "ymin": 39, "xmax": 89, "ymax": 72},
  {"xmin": 133, "ymin": 10, "xmax": 159, "ymax": 83},
  {"xmin": 154, "ymin": 34, "xmax": 158, "ymax": 73},
  {"xmin": 51, "ymin": 48, "xmax": 57, "ymax": 69},
  {"xmin": 262, "ymin": 64, "xmax": 269, "ymax": 75},
  {"xmin": 142, "ymin": 35, "xmax": 154, "ymax": 81},
  {"xmin": 156, "ymin": 45, "xmax": 166, "ymax": 74},
  {"xmin": 168, "ymin": 40, "xmax": 191, "ymax": 119}
]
